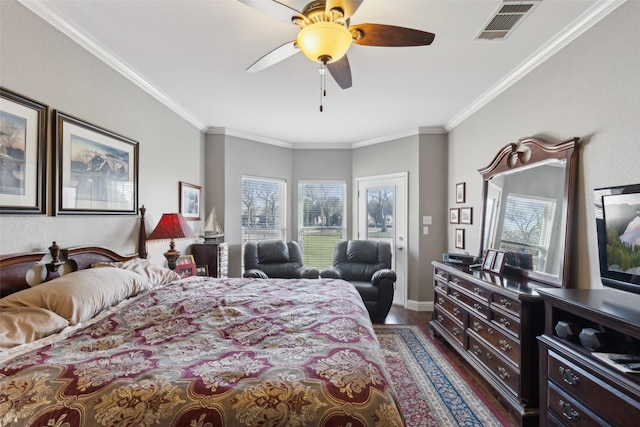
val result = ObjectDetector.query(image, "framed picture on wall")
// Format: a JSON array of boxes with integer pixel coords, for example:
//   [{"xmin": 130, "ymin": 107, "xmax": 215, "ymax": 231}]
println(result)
[
  {"xmin": 0, "ymin": 88, "xmax": 47, "ymax": 214},
  {"xmin": 180, "ymin": 181, "xmax": 201, "ymax": 220},
  {"xmin": 456, "ymin": 182, "xmax": 466, "ymax": 203},
  {"xmin": 53, "ymin": 111, "xmax": 138, "ymax": 215},
  {"xmin": 460, "ymin": 207, "xmax": 473, "ymax": 224},
  {"xmin": 449, "ymin": 208, "xmax": 459, "ymax": 224},
  {"xmin": 455, "ymin": 228, "xmax": 465, "ymax": 249}
]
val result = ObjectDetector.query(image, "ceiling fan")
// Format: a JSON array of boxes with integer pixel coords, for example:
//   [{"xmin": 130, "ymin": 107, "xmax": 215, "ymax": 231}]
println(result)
[{"xmin": 238, "ymin": 0, "xmax": 435, "ymax": 92}]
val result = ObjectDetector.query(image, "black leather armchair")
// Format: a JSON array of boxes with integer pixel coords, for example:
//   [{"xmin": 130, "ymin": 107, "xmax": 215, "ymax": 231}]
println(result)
[
  {"xmin": 243, "ymin": 240, "xmax": 319, "ymax": 279},
  {"xmin": 321, "ymin": 240, "xmax": 396, "ymax": 322}
]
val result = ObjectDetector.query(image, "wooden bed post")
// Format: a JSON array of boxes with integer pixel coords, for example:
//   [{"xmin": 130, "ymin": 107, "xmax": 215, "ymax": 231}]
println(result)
[{"xmin": 139, "ymin": 205, "xmax": 148, "ymax": 259}]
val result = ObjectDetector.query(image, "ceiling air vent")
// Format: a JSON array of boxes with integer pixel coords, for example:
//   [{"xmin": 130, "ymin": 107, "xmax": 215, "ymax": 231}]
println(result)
[{"xmin": 476, "ymin": 0, "xmax": 541, "ymax": 40}]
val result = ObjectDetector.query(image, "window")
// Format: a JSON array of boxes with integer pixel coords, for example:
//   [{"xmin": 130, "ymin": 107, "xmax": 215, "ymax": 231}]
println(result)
[
  {"xmin": 242, "ymin": 176, "xmax": 286, "ymax": 244},
  {"xmin": 298, "ymin": 181, "xmax": 346, "ymax": 270},
  {"xmin": 500, "ymin": 193, "xmax": 556, "ymax": 270}
]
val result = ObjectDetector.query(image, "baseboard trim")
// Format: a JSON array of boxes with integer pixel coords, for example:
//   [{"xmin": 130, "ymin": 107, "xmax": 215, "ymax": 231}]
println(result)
[{"xmin": 406, "ymin": 299, "xmax": 434, "ymax": 312}]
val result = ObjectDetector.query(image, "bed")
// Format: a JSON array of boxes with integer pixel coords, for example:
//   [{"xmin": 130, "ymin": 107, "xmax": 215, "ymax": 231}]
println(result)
[{"xmin": 0, "ymin": 245, "xmax": 404, "ymax": 426}]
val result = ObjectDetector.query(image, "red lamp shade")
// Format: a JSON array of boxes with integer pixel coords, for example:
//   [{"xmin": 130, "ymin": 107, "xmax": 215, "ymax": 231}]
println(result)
[{"xmin": 149, "ymin": 213, "xmax": 197, "ymax": 240}]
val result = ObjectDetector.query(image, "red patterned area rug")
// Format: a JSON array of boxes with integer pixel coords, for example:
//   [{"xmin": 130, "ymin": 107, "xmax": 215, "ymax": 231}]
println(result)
[{"xmin": 374, "ymin": 325, "xmax": 509, "ymax": 427}]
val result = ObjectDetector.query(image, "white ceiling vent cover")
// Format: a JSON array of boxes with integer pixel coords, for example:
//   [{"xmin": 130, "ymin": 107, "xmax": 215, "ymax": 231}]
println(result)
[{"xmin": 476, "ymin": 0, "xmax": 541, "ymax": 40}]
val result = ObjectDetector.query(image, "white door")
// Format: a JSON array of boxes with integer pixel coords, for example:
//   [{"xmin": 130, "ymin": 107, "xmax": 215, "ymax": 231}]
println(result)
[{"xmin": 356, "ymin": 173, "xmax": 407, "ymax": 307}]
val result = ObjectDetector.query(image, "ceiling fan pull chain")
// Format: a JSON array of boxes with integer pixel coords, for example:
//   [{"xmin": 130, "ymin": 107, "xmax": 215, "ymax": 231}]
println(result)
[{"xmin": 319, "ymin": 61, "xmax": 327, "ymax": 112}]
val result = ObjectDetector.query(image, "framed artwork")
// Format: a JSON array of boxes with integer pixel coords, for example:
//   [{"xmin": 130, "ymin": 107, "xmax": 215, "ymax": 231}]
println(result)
[
  {"xmin": 456, "ymin": 182, "xmax": 466, "ymax": 203},
  {"xmin": 455, "ymin": 228, "xmax": 465, "ymax": 249},
  {"xmin": 196, "ymin": 265, "xmax": 209, "ymax": 277},
  {"xmin": 460, "ymin": 207, "xmax": 473, "ymax": 224},
  {"xmin": 449, "ymin": 208, "xmax": 459, "ymax": 224},
  {"xmin": 177, "ymin": 254, "xmax": 195, "ymax": 266},
  {"xmin": 483, "ymin": 249, "xmax": 496, "ymax": 270},
  {"xmin": 180, "ymin": 181, "xmax": 201, "ymax": 220},
  {"xmin": 0, "ymin": 88, "xmax": 47, "ymax": 214},
  {"xmin": 491, "ymin": 250, "xmax": 506, "ymax": 274},
  {"xmin": 53, "ymin": 111, "xmax": 138, "ymax": 215},
  {"xmin": 175, "ymin": 263, "xmax": 197, "ymax": 278}
]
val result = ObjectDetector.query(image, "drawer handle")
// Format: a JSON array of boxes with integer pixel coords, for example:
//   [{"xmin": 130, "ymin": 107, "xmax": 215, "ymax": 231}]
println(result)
[
  {"xmin": 452, "ymin": 291, "xmax": 460, "ymax": 299},
  {"xmin": 452, "ymin": 327, "xmax": 461, "ymax": 336},
  {"xmin": 486, "ymin": 352, "xmax": 493, "ymax": 360},
  {"xmin": 487, "ymin": 327, "xmax": 494, "ymax": 335},
  {"xmin": 473, "ymin": 303, "xmax": 482, "ymax": 312},
  {"xmin": 559, "ymin": 399, "xmax": 580, "ymax": 421},
  {"xmin": 499, "ymin": 298, "xmax": 512, "ymax": 309},
  {"xmin": 499, "ymin": 317, "xmax": 511, "ymax": 328},
  {"xmin": 498, "ymin": 339, "xmax": 512, "ymax": 352},
  {"xmin": 437, "ymin": 314, "xmax": 444, "ymax": 322},
  {"xmin": 472, "ymin": 345, "xmax": 482, "ymax": 357},
  {"xmin": 452, "ymin": 278, "xmax": 460, "ymax": 284},
  {"xmin": 438, "ymin": 297, "xmax": 445, "ymax": 305},
  {"xmin": 498, "ymin": 365, "xmax": 510, "ymax": 380},
  {"xmin": 474, "ymin": 287, "xmax": 482, "ymax": 294},
  {"xmin": 473, "ymin": 321, "xmax": 483, "ymax": 332},
  {"xmin": 453, "ymin": 307, "xmax": 461, "ymax": 317},
  {"xmin": 559, "ymin": 367, "xmax": 581, "ymax": 386}
]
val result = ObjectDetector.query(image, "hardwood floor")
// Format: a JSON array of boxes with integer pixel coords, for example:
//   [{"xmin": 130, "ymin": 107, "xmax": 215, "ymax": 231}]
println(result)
[{"xmin": 380, "ymin": 305, "xmax": 519, "ymax": 426}]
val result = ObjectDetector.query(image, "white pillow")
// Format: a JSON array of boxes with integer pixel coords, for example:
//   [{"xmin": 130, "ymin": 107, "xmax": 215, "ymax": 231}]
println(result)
[
  {"xmin": 0, "ymin": 307, "xmax": 70, "ymax": 349},
  {"xmin": 0, "ymin": 268, "xmax": 151, "ymax": 325},
  {"xmin": 92, "ymin": 258, "xmax": 180, "ymax": 288}
]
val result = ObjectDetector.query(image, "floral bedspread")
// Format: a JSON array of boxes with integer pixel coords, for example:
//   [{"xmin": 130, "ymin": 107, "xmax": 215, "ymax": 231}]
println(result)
[{"xmin": 1, "ymin": 277, "xmax": 404, "ymax": 426}]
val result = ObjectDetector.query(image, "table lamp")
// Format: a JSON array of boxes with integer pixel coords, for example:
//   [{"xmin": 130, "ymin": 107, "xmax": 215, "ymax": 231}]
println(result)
[{"xmin": 148, "ymin": 213, "xmax": 197, "ymax": 270}]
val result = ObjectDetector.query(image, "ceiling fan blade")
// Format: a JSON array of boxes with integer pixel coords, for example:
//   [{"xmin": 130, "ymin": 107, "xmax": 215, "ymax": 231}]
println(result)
[
  {"xmin": 247, "ymin": 41, "xmax": 299, "ymax": 73},
  {"xmin": 237, "ymin": 0, "xmax": 304, "ymax": 23},
  {"xmin": 327, "ymin": 55, "xmax": 352, "ymax": 89},
  {"xmin": 352, "ymin": 23, "xmax": 435, "ymax": 47},
  {"xmin": 325, "ymin": 0, "xmax": 364, "ymax": 19}
]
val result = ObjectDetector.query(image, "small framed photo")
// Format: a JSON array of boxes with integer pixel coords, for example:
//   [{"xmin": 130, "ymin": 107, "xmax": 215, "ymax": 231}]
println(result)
[
  {"xmin": 53, "ymin": 111, "xmax": 138, "ymax": 215},
  {"xmin": 456, "ymin": 182, "xmax": 466, "ymax": 203},
  {"xmin": 460, "ymin": 207, "xmax": 473, "ymax": 225},
  {"xmin": 1, "ymin": 88, "xmax": 48, "ymax": 214},
  {"xmin": 449, "ymin": 208, "xmax": 459, "ymax": 224},
  {"xmin": 177, "ymin": 254, "xmax": 195, "ymax": 266},
  {"xmin": 180, "ymin": 181, "xmax": 201, "ymax": 220},
  {"xmin": 491, "ymin": 251, "xmax": 506, "ymax": 274},
  {"xmin": 483, "ymin": 249, "xmax": 496, "ymax": 270},
  {"xmin": 175, "ymin": 263, "xmax": 197, "ymax": 278},
  {"xmin": 455, "ymin": 228, "xmax": 465, "ymax": 249},
  {"xmin": 196, "ymin": 265, "xmax": 209, "ymax": 277}
]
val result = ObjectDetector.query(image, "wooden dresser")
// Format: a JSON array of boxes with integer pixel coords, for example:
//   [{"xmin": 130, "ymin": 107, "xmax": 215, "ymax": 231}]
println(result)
[
  {"xmin": 537, "ymin": 288, "xmax": 640, "ymax": 426},
  {"xmin": 430, "ymin": 261, "xmax": 547, "ymax": 426},
  {"xmin": 191, "ymin": 243, "xmax": 228, "ymax": 278}
]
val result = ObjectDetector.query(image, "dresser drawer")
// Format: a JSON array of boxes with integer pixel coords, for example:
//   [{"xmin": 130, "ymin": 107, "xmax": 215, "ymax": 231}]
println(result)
[
  {"xmin": 491, "ymin": 307, "xmax": 520, "ymax": 338},
  {"xmin": 468, "ymin": 333, "xmax": 519, "ymax": 396},
  {"xmin": 547, "ymin": 382, "xmax": 604, "ymax": 426},
  {"xmin": 548, "ymin": 351, "xmax": 640, "ymax": 426},
  {"xmin": 448, "ymin": 283, "xmax": 489, "ymax": 318},
  {"xmin": 449, "ymin": 275, "xmax": 490, "ymax": 302},
  {"xmin": 433, "ymin": 306, "xmax": 464, "ymax": 346},
  {"xmin": 434, "ymin": 267, "xmax": 449, "ymax": 283},
  {"xmin": 435, "ymin": 287, "xmax": 465, "ymax": 323},
  {"xmin": 491, "ymin": 292, "xmax": 520, "ymax": 316},
  {"xmin": 469, "ymin": 312, "xmax": 520, "ymax": 366}
]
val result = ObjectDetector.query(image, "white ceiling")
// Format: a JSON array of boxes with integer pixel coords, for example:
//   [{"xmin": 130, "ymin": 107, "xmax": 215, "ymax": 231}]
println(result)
[{"xmin": 22, "ymin": 0, "xmax": 620, "ymax": 147}]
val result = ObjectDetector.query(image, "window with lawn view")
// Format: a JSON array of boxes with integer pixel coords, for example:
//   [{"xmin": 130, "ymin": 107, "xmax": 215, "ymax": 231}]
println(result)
[
  {"xmin": 242, "ymin": 176, "xmax": 286, "ymax": 244},
  {"xmin": 298, "ymin": 181, "xmax": 346, "ymax": 270}
]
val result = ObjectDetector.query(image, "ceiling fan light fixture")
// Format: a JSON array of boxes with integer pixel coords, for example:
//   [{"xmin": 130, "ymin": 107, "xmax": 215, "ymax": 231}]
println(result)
[{"xmin": 296, "ymin": 21, "xmax": 352, "ymax": 63}]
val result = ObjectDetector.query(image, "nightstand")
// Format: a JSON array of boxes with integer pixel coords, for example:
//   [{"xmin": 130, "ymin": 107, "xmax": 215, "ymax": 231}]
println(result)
[{"xmin": 190, "ymin": 243, "xmax": 228, "ymax": 278}]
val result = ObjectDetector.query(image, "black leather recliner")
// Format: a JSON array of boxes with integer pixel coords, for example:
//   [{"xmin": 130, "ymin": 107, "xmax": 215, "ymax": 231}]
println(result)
[
  {"xmin": 243, "ymin": 240, "xmax": 319, "ymax": 279},
  {"xmin": 320, "ymin": 240, "xmax": 396, "ymax": 322}
]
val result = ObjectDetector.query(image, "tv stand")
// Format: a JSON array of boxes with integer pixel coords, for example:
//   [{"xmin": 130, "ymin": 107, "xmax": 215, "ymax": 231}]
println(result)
[{"xmin": 537, "ymin": 288, "xmax": 640, "ymax": 426}]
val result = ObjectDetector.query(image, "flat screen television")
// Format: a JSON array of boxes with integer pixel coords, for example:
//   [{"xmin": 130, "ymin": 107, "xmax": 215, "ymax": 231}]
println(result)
[{"xmin": 594, "ymin": 183, "xmax": 640, "ymax": 294}]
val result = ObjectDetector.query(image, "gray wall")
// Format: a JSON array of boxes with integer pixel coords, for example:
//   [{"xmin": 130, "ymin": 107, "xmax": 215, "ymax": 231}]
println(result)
[
  {"xmin": 447, "ymin": 1, "xmax": 640, "ymax": 289},
  {"xmin": 0, "ymin": 1, "xmax": 204, "ymax": 266}
]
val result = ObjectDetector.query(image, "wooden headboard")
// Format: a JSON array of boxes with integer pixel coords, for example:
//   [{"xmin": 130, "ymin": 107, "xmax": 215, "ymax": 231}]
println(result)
[{"xmin": 0, "ymin": 246, "xmax": 138, "ymax": 298}]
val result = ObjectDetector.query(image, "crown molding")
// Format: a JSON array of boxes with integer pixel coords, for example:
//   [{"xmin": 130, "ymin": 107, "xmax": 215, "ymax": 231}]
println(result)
[
  {"xmin": 445, "ymin": 0, "xmax": 626, "ymax": 131},
  {"xmin": 18, "ymin": 0, "xmax": 208, "ymax": 131}
]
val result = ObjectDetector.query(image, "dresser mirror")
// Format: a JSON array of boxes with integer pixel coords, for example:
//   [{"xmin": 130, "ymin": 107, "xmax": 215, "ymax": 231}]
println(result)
[{"xmin": 478, "ymin": 136, "xmax": 579, "ymax": 287}]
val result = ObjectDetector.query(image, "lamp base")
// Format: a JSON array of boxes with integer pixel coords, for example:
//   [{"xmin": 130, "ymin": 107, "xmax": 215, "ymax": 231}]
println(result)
[{"xmin": 164, "ymin": 239, "xmax": 180, "ymax": 270}]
